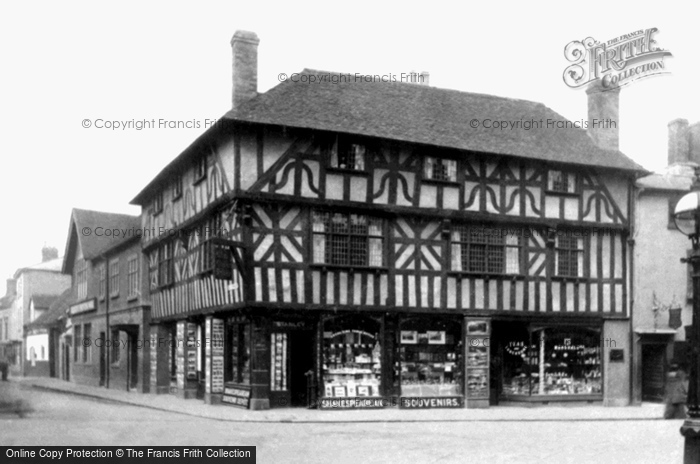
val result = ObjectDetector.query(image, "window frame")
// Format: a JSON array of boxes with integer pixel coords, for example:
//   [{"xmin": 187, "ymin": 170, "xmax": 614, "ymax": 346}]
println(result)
[
  {"xmin": 158, "ymin": 242, "xmax": 174, "ymax": 288},
  {"xmin": 328, "ymin": 135, "xmax": 367, "ymax": 172},
  {"xmin": 450, "ymin": 225, "xmax": 522, "ymax": 275},
  {"xmin": 111, "ymin": 329, "xmax": 120, "ymax": 365},
  {"xmin": 109, "ymin": 259, "xmax": 120, "ymax": 298},
  {"xmin": 152, "ymin": 192, "xmax": 164, "ymax": 217},
  {"xmin": 173, "ymin": 173, "xmax": 183, "ymax": 201},
  {"xmin": 311, "ymin": 211, "xmax": 385, "ymax": 268},
  {"xmin": 194, "ymin": 155, "xmax": 208, "ymax": 184},
  {"xmin": 98, "ymin": 263, "xmax": 106, "ymax": 301},
  {"xmin": 555, "ymin": 234, "xmax": 585, "ymax": 278},
  {"xmin": 423, "ymin": 156, "xmax": 458, "ymax": 183},
  {"xmin": 73, "ymin": 325, "xmax": 81, "ymax": 362},
  {"xmin": 127, "ymin": 254, "xmax": 139, "ymax": 300},
  {"xmin": 76, "ymin": 261, "xmax": 88, "ymax": 300},
  {"xmin": 546, "ymin": 169, "xmax": 579, "ymax": 195},
  {"xmin": 82, "ymin": 323, "xmax": 92, "ymax": 364}
]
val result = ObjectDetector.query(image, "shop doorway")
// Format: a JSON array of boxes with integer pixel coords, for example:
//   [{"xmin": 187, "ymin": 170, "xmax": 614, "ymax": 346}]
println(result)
[
  {"xmin": 289, "ymin": 331, "xmax": 314, "ymax": 407},
  {"xmin": 126, "ymin": 331, "xmax": 138, "ymax": 391},
  {"xmin": 642, "ymin": 344, "xmax": 666, "ymax": 402}
]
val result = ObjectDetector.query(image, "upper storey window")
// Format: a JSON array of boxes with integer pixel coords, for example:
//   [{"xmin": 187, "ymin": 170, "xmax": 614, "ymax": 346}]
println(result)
[
  {"xmin": 152, "ymin": 192, "xmax": 163, "ymax": 217},
  {"xmin": 547, "ymin": 170, "xmax": 578, "ymax": 194},
  {"xmin": 312, "ymin": 211, "xmax": 383, "ymax": 267},
  {"xmin": 194, "ymin": 155, "xmax": 208, "ymax": 184},
  {"xmin": 330, "ymin": 136, "xmax": 366, "ymax": 171},
  {"xmin": 424, "ymin": 157, "xmax": 457, "ymax": 182}
]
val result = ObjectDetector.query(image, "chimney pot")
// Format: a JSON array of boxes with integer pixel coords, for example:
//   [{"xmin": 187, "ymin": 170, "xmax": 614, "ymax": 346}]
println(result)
[
  {"xmin": 420, "ymin": 71, "xmax": 430, "ymax": 86},
  {"xmin": 586, "ymin": 82, "xmax": 620, "ymax": 151},
  {"xmin": 231, "ymin": 30, "xmax": 260, "ymax": 110},
  {"xmin": 41, "ymin": 246, "xmax": 58, "ymax": 263},
  {"xmin": 667, "ymin": 118, "xmax": 690, "ymax": 165}
]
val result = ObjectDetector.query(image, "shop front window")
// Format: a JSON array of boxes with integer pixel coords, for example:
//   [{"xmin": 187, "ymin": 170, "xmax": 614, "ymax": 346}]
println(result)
[
  {"xmin": 322, "ymin": 317, "xmax": 382, "ymax": 398},
  {"xmin": 225, "ymin": 320, "xmax": 250, "ymax": 385},
  {"xmin": 501, "ymin": 325, "xmax": 601, "ymax": 397},
  {"xmin": 398, "ymin": 318, "xmax": 462, "ymax": 397}
]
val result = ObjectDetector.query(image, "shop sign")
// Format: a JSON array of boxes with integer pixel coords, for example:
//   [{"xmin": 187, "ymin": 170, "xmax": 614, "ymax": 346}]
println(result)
[
  {"xmin": 318, "ymin": 397, "xmax": 386, "ymax": 409},
  {"xmin": 273, "ymin": 320, "xmax": 311, "ymax": 330},
  {"xmin": 399, "ymin": 396, "xmax": 463, "ymax": 409},
  {"xmin": 222, "ymin": 387, "xmax": 251, "ymax": 408},
  {"xmin": 69, "ymin": 298, "xmax": 96, "ymax": 316}
]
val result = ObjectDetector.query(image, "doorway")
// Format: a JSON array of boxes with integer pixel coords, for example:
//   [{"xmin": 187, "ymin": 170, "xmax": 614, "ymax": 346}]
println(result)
[
  {"xmin": 126, "ymin": 331, "xmax": 138, "ymax": 391},
  {"xmin": 289, "ymin": 331, "xmax": 314, "ymax": 407},
  {"xmin": 642, "ymin": 344, "xmax": 666, "ymax": 402}
]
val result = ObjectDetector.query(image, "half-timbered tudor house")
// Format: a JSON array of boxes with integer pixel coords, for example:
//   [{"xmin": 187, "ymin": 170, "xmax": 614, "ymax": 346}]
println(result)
[
  {"xmin": 62, "ymin": 209, "xmax": 151, "ymax": 392},
  {"xmin": 132, "ymin": 31, "xmax": 644, "ymax": 410}
]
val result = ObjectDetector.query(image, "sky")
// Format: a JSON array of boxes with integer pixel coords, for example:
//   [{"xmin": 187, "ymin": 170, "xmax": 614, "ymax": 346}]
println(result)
[{"xmin": 0, "ymin": 1, "xmax": 699, "ymax": 284}]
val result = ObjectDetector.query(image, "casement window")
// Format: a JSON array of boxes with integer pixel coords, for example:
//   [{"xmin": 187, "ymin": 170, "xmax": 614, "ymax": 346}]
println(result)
[
  {"xmin": 330, "ymin": 136, "xmax": 366, "ymax": 171},
  {"xmin": 173, "ymin": 174, "xmax": 183, "ymax": 200},
  {"xmin": 555, "ymin": 235, "xmax": 584, "ymax": 277},
  {"xmin": 451, "ymin": 226, "xmax": 520, "ymax": 274},
  {"xmin": 109, "ymin": 259, "xmax": 120, "ymax": 298},
  {"xmin": 424, "ymin": 157, "xmax": 457, "ymax": 182},
  {"xmin": 312, "ymin": 211, "xmax": 384, "ymax": 267},
  {"xmin": 158, "ymin": 242, "xmax": 174, "ymax": 287},
  {"xmin": 98, "ymin": 263, "xmax": 106, "ymax": 301},
  {"xmin": 83, "ymin": 324, "xmax": 92, "ymax": 363},
  {"xmin": 153, "ymin": 192, "xmax": 163, "ymax": 216},
  {"xmin": 74, "ymin": 325, "xmax": 81, "ymax": 362},
  {"xmin": 76, "ymin": 261, "xmax": 88, "ymax": 300},
  {"xmin": 194, "ymin": 155, "xmax": 207, "ymax": 183},
  {"xmin": 547, "ymin": 170, "xmax": 578, "ymax": 194},
  {"xmin": 127, "ymin": 254, "xmax": 139, "ymax": 299}
]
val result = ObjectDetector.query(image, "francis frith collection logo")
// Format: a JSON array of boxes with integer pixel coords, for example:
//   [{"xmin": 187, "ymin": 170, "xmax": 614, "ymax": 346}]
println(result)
[{"xmin": 563, "ymin": 28, "xmax": 672, "ymax": 90}]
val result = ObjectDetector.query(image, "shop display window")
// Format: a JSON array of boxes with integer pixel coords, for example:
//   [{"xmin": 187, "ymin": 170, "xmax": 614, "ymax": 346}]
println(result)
[
  {"xmin": 225, "ymin": 320, "xmax": 250, "ymax": 385},
  {"xmin": 322, "ymin": 317, "xmax": 381, "ymax": 398},
  {"xmin": 398, "ymin": 318, "xmax": 462, "ymax": 397},
  {"xmin": 501, "ymin": 326, "xmax": 601, "ymax": 397}
]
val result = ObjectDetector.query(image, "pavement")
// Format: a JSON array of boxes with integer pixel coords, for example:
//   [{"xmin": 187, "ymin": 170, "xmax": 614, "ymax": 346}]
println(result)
[{"xmin": 10, "ymin": 376, "xmax": 667, "ymax": 423}]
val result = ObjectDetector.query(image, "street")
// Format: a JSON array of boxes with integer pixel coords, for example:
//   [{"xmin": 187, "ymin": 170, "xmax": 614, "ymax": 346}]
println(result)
[{"xmin": 0, "ymin": 381, "xmax": 685, "ymax": 463}]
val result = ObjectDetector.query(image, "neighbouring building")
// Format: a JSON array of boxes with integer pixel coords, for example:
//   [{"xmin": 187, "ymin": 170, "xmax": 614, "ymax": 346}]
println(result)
[
  {"xmin": 61, "ymin": 208, "xmax": 151, "ymax": 392},
  {"xmin": 7, "ymin": 246, "xmax": 71, "ymax": 375},
  {"xmin": 23, "ymin": 293, "xmax": 60, "ymax": 376},
  {"xmin": 24, "ymin": 289, "xmax": 71, "ymax": 378},
  {"xmin": 633, "ymin": 118, "xmax": 700, "ymax": 403},
  {"xmin": 0, "ymin": 279, "xmax": 15, "ymax": 362},
  {"xmin": 131, "ymin": 31, "xmax": 645, "ymax": 410}
]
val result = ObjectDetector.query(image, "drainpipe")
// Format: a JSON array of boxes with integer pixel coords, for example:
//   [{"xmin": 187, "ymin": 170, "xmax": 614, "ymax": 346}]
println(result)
[{"xmin": 629, "ymin": 180, "xmax": 642, "ymax": 405}]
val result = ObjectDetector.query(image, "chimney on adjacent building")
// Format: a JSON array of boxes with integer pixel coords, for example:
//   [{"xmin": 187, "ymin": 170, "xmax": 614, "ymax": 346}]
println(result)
[
  {"xmin": 231, "ymin": 30, "xmax": 260, "ymax": 110},
  {"xmin": 41, "ymin": 245, "xmax": 58, "ymax": 262},
  {"xmin": 419, "ymin": 71, "xmax": 430, "ymax": 86},
  {"xmin": 586, "ymin": 82, "xmax": 620, "ymax": 151},
  {"xmin": 6, "ymin": 279, "xmax": 16, "ymax": 297},
  {"xmin": 667, "ymin": 118, "xmax": 690, "ymax": 165},
  {"xmin": 688, "ymin": 122, "xmax": 700, "ymax": 165}
]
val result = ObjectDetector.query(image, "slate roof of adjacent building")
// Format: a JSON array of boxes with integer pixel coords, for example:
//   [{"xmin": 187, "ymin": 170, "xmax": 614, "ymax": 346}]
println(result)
[
  {"xmin": 62, "ymin": 208, "xmax": 141, "ymax": 274},
  {"xmin": 26, "ymin": 289, "xmax": 71, "ymax": 329},
  {"xmin": 132, "ymin": 69, "xmax": 645, "ymax": 204},
  {"xmin": 30, "ymin": 294, "xmax": 59, "ymax": 310},
  {"xmin": 13, "ymin": 257, "xmax": 64, "ymax": 278}
]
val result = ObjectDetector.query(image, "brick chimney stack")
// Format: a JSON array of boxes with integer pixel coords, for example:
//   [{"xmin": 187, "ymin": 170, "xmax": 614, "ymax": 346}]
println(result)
[
  {"xmin": 689, "ymin": 122, "xmax": 700, "ymax": 165},
  {"xmin": 41, "ymin": 245, "xmax": 58, "ymax": 262},
  {"xmin": 667, "ymin": 119, "xmax": 691, "ymax": 166},
  {"xmin": 6, "ymin": 279, "xmax": 16, "ymax": 297},
  {"xmin": 231, "ymin": 30, "xmax": 260, "ymax": 110},
  {"xmin": 586, "ymin": 82, "xmax": 620, "ymax": 151}
]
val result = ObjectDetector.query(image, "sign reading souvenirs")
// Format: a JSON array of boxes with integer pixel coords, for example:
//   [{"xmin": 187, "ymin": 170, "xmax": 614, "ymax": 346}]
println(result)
[
  {"xmin": 69, "ymin": 298, "xmax": 96, "ymax": 315},
  {"xmin": 563, "ymin": 27, "xmax": 672, "ymax": 90},
  {"xmin": 399, "ymin": 397, "xmax": 464, "ymax": 409},
  {"xmin": 318, "ymin": 397, "xmax": 386, "ymax": 409},
  {"xmin": 222, "ymin": 386, "xmax": 251, "ymax": 408}
]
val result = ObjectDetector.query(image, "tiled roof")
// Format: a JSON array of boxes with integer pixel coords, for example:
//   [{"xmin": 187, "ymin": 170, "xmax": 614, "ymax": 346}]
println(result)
[
  {"xmin": 62, "ymin": 208, "xmax": 141, "ymax": 274},
  {"xmin": 30, "ymin": 294, "xmax": 59, "ymax": 310},
  {"xmin": 26, "ymin": 289, "xmax": 71, "ymax": 329},
  {"xmin": 132, "ymin": 70, "xmax": 644, "ymax": 204}
]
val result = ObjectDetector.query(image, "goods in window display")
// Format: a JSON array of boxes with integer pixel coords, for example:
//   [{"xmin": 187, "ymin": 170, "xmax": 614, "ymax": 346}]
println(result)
[
  {"xmin": 322, "ymin": 325, "xmax": 382, "ymax": 398},
  {"xmin": 399, "ymin": 323, "xmax": 462, "ymax": 397}
]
